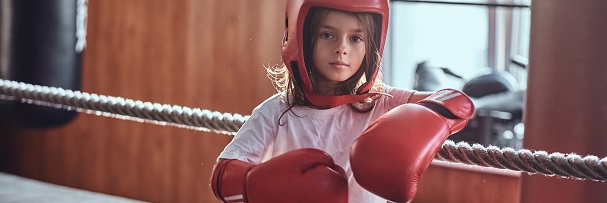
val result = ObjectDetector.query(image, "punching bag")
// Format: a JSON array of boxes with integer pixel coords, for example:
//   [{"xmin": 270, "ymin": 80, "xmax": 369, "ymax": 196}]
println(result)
[{"xmin": 0, "ymin": 0, "xmax": 86, "ymax": 128}]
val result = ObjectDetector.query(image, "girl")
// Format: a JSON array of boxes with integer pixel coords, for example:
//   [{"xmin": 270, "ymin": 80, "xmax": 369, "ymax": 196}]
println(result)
[{"xmin": 211, "ymin": 0, "xmax": 437, "ymax": 202}]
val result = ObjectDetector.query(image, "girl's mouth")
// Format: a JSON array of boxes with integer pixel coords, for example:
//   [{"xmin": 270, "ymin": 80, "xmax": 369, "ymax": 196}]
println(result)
[{"xmin": 330, "ymin": 61, "xmax": 349, "ymax": 68}]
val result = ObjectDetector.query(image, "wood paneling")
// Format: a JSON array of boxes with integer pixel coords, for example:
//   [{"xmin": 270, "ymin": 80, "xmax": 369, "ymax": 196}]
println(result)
[
  {"xmin": 414, "ymin": 162, "xmax": 521, "ymax": 203},
  {"xmin": 1, "ymin": 0, "xmax": 284, "ymax": 202},
  {"xmin": 521, "ymin": 0, "xmax": 607, "ymax": 202}
]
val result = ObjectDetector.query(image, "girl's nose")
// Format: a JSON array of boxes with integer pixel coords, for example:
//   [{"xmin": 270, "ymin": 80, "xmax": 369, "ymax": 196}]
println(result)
[
  {"xmin": 334, "ymin": 37, "xmax": 348, "ymax": 55},
  {"xmin": 334, "ymin": 39, "xmax": 348, "ymax": 55},
  {"xmin": 334, "ymin": 46, "xmax": 347, "ymax": 55}
]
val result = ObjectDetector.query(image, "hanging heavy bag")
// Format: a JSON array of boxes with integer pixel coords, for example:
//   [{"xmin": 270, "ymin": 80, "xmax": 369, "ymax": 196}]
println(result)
[{"xmin": 0, "ymin": 0, "xmax": 86, "ymax": 129}]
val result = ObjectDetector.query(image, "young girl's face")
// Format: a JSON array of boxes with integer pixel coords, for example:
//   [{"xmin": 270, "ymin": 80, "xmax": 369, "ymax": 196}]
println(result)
[{"xmin": 312, "ymin": 10, "xmax": 366, "ymax": 92}]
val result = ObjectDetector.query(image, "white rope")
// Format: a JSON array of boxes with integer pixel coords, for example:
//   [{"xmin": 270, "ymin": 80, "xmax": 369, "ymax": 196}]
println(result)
[
  {"xmin": 1, "ymin": 79, "xmax": 606, "ymax": 181},
  {"xmin": 0, "ymin": 79, "xmax": 247, "ymax": 135},
  {"xmin": 438, "ymin": 140, "xmax": 607, "ymax": 181}
]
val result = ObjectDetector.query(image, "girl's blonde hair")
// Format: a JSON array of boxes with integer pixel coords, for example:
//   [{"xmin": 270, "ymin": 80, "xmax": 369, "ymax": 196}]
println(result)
[{"xmin": 267, "ymin": 7, "xmax": 385, "ymax": 117}]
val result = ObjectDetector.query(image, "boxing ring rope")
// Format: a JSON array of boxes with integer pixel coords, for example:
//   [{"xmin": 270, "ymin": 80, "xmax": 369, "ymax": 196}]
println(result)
[
  {"xmin": 0, "ymin": 79, "xmax": 247, "ymax": 135},
  {"xmin": 1, "ymin": 78, "xmax": 606, "ymax": 181}
]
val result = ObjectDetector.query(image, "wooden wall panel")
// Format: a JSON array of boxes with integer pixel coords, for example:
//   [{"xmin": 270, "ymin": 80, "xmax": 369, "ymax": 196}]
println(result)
[
  {"xmin": 521, "ymin": 0, "xmax": 607, "ymax": 202},
  {"xmin": 1, "ymin": 0, "xmax": 285, "ymax": 202},
  {"xmin": 414, "ymin": 162, "xmax": 521, "ymax": 203}
]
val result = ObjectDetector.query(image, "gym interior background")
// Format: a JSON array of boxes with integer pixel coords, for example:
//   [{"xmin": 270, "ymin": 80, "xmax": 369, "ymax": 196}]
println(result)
[{"xmin": 1, "ymin": 0, "xmax": 606, "ymax": 202}]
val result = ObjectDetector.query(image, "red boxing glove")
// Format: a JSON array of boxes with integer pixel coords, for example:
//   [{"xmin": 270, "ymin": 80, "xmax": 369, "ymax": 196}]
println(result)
[
  {"xmin": 211, "ymin": 148, "xmax": 348, "ymax": 203},
  {"xmin": 350, "ymin": 89, "xmax": 474, "ymax": 203}
]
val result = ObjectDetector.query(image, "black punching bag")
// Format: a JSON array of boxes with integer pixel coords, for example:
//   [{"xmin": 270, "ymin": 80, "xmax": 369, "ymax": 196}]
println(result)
[{"xmin": 0, "ymin": 0, "xmax": 86, "ymax": 128}]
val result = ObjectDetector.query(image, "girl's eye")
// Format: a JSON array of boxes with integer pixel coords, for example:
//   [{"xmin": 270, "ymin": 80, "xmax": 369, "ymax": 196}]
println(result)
[
  {"xmin": 320, "ymin": 32, "xmax": 333, "ymax": 39},
  {"xmin": 351, "ymin": 35, "xmax": 364, "ymax": 42}
]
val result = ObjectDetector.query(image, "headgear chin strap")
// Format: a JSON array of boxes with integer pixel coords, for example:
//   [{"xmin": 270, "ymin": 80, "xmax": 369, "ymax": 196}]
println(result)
[{"xmin": 282, "ymin": 0, "xmax": 390, "ymax": 108}]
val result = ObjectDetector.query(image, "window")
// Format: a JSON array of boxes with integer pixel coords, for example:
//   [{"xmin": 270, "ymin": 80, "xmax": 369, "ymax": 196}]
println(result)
[
  {"xmin": 508, "ymin": 1, "xmax": 531, "ymax": 87},
  {"xmin": 383, "ymin": 0, "xmax": 531, "ymax": 90}
]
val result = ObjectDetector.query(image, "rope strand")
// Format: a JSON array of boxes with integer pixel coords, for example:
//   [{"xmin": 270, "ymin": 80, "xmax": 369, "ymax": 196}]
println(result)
[
  {"xmin": 438, "ymin": 140, "xmax": 607, "ymax": 181},
  {"xmin": 1, "ymin": 79, "xmax": 606, "ymax": 181},
  {"xmin": 0, "ymin": 79, "xmax": 247, "ymax": 135}
]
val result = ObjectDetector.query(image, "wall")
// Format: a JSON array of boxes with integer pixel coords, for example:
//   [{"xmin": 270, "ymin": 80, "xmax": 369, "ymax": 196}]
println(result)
[
  {"xmin": 1, "ymin": 0, "xmax": 284, "ymax": 202},
  {"xmin": 415, "ymin": 162, "xmax": 520, "ymax": 203},
  {"xmin": 520, "ymin": 0, "xmax": 607, "ymax": 202}
]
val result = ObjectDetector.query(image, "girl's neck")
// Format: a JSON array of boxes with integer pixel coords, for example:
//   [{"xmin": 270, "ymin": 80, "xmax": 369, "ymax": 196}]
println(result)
[{"xmin": 315, "ymin": 81, "xmax": 339, "ymax": 96}]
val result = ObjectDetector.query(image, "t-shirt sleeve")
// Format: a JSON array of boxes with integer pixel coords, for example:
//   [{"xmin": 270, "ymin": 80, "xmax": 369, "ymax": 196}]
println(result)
[
  {"xmin": 217, "ymin": 98, "xmax": 279, "ymax": 164},
  {"xmin": 383, "ymin": 85, "xmax": 416, "ymax": 110}
]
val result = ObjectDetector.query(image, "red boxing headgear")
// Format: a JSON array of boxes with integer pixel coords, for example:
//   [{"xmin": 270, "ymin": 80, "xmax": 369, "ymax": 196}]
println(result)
[{"xmin": 282, "ymin": 0, "xmax": 390, "ymax": 108}]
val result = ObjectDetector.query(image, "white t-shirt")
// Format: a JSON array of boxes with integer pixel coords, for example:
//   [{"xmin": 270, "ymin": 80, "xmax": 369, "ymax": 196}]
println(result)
[{"xmin": 218, "ymin": 85, "xmax": 414, "ymax": 203}]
